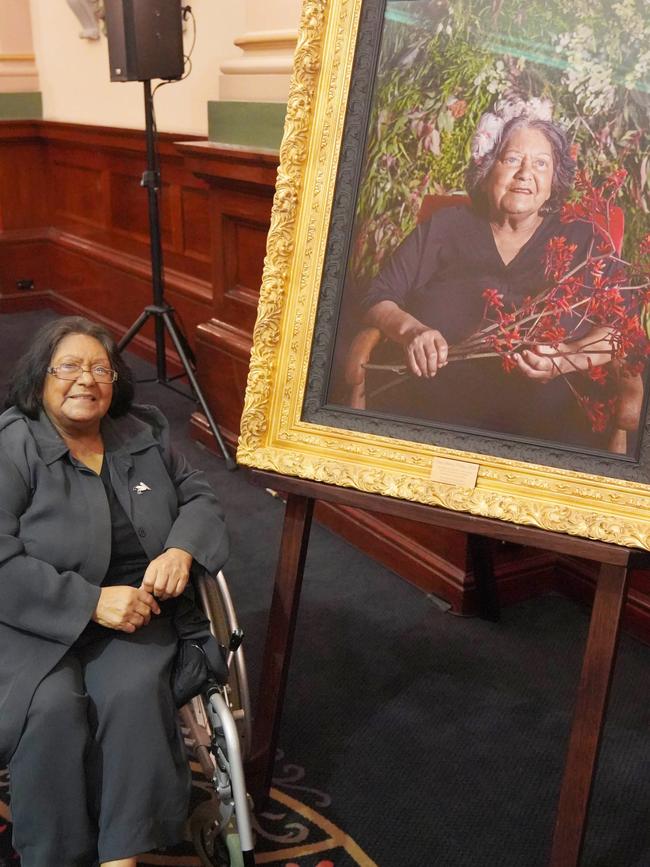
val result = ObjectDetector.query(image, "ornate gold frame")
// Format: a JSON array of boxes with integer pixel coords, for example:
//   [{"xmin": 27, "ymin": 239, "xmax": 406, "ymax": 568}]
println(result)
[{"xmin": 237, "ymin": 0, "xmax": 650, "ymax": 551}]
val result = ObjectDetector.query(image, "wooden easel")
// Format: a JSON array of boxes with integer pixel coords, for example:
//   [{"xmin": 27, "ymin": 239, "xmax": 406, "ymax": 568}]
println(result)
[{"xmin": 244, "ymin": 469, "xmax": 649, "ymax": 867}]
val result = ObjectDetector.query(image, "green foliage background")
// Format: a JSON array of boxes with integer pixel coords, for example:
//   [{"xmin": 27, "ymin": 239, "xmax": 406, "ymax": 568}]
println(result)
[{"xmin": 352, "ymin": 0, "xmax": 650, "ymax": 283}]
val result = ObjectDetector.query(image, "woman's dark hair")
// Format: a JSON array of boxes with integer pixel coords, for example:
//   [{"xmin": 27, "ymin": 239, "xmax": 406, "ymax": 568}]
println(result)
[
  {"xmin": 5, "ymin": 316, "xmax": 135, "ymax": 419},
  {"xmin": 465, "ymin": 117, "xmax": 576, "ymax": 216}
]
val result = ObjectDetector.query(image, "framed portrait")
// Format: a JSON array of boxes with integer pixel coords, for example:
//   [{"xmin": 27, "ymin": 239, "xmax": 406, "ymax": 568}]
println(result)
[{"xmin": 238, "ymin": 0, "xmax": 650, "ymax": 549}]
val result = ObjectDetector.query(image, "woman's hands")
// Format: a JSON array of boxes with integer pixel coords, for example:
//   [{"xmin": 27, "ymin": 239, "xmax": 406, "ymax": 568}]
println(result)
[
  {"xmin": 140, "ymin": 547, "xmax": 193, "ymax": 601},
  {"xmin": 92, "ymin": 586, "xmax": 161, "ymax": 633},
  {"xmin": 364, "ymin": 301, "xmax": 449, "ymax": 378},
  {"xmin": 404, "ymin": 327, "xmax": 449, "ymax": 378},
  {"xmin": 514, "ymin": 345, "xmax": 562, "ymax": 382},
  {"xmin": 92, "ymin": 549, "xmax": 192, "ymax": 632},
  {"xmin": 515, "ymin": 330, "xmax": 614, "ymax": 383}
]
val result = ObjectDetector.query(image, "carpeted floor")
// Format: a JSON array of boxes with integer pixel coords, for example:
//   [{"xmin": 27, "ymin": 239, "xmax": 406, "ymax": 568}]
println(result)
[{"xmin": 1, "ymin": 309, "xmax": 649, "ymax": 866}]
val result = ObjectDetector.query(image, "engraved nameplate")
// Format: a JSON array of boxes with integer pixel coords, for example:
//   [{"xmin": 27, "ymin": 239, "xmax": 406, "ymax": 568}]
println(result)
[{"xmin": 431, "ymin": 457, "xmax": 479, "ymax": 489}]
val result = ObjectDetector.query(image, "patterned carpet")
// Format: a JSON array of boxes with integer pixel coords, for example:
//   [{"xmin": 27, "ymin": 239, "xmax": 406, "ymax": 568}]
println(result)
[{"xmin": 0, "ymin": 754, "xmax": 376, "ymax": 866}]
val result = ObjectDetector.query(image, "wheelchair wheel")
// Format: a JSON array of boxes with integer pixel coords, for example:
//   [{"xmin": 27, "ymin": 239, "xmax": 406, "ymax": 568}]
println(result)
[
  {"xmin": 196, "ymin": 571, "xmax": 252, "ymax": 760},
  {"xmin": 190, "ymin": 799, "xmax": 248, "ymax": 867},
  {"xmin": 190, "ymin": 800, "xmax": 231, "ymax": 867}
]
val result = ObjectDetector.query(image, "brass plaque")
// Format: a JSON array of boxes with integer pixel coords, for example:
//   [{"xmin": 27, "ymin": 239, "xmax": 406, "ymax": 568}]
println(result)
[{"xmin": 431, "ymin": 457, "xmax": 479, "ymax": 489}]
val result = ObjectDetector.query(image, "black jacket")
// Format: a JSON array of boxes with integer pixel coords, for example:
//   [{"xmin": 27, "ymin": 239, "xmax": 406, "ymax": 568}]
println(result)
[{"xmin": 0, "ymin": 403, "xmax": 228, "ymax": 763}]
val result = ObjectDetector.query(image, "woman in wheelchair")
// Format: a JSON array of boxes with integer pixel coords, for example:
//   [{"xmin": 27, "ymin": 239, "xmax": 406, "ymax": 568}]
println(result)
[
  {"xmin": 0, "ymin": 316, "xmax": 229, "ymax": 867},
  {"xmin": 360, "ymin": 99, "xmax": 625, "ymax": 451}
]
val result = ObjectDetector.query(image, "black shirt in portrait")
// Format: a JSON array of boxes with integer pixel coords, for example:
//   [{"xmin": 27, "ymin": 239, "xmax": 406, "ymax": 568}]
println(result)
[{"xmin": 361, "ymin": 206, "xmax": 617, "ymax": 450}]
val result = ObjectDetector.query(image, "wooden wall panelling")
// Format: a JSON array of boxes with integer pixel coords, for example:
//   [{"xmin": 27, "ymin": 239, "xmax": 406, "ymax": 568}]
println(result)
[
  {"xmin": 180, "ymin": 185, "xmax": 211, "ymax": 264},
  {"xmin": 314, "ymin": 503, "xmax": 557, "ymax": 614},
  {"xmin": 109, "ymin": 170, "xmax": 169, "ymax": 245},
  {"xmin": 0, "ymin": 233, "xmax": 51, "ymax": 308},
  {"xmin": 177, "ymin": 141, "xmax": 279, "ymax": 448},
  {"xmin": 555, "ymin": 556, "xmax": 650, "ymax": 645},
  {"xmin": 0, "ymin": 122, "xmax": 48, "ymax": 231},
  {"xmin": 0, "ymin": 121, "xmax": 213, "ymax": 369},
  {"xmin": 0, "ymin": 122, "xmax": 50, "ymax": 309},
  {"xmin": 192, "ymin": 318, "xmax": 254, "ymax": 449},
  {"xmin": 47, "ymin": 229, "xmax": 213, "ymax": 367},
  {"xmin": 212, "ymin": 186, "xmax": 275, "ymax": 331},
  {"xmin": 50, "ymin": 159, "xmax": 106, "ymax": 228}
]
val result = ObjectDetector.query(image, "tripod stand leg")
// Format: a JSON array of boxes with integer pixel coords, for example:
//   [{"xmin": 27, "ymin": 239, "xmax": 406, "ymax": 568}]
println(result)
[
  {"xmin": 154, "ymin": 316, "xmax": 167, "ymax": 382},
  {"xmin": 161, "ymin": 311, "xmax": 236, "ymax": 470},
  {"xmin": 118, "ymin": 309, "xmax": 153, "ymax": 352}
]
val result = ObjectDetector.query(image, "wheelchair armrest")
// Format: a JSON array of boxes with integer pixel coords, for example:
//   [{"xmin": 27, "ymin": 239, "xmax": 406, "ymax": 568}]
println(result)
[
  {"xmin": 607, "ymin": 364, "xmax": 645, "ymax": 454},
  {"xmin": 614, "ymin": 369, "xmax": 644, "ymax": 431},
  {"xmin": 344, "ymin": 326, "xmax": 383, "ymax": 409}
]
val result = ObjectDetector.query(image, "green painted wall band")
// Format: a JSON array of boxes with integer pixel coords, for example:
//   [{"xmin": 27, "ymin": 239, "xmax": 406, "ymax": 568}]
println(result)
[
  {"xmin": 208, "ymin": 101, "xmax": 286, "ymax": 150},
  {"xmin": 0, "ymin": 92, "xmax": 42, "ymax": 120}
]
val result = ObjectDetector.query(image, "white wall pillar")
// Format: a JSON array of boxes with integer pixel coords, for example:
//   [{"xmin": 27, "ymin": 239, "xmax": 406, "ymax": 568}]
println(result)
[
  {"xmin": 0, "ymin": 0, "xmax": 39, "ymax": 92},
  {"xmin": 219, "ymin": 0, "xmax": 302, "ymax": 102}
]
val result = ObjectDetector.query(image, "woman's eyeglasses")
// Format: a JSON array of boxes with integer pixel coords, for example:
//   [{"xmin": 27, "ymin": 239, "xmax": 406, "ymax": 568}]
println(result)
[{"xmin": 47, "ymin": 363, "xmax": 118, "ymax": 384}]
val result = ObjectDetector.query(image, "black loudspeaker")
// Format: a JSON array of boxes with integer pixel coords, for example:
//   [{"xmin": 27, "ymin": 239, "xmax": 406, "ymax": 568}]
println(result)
[{"xmin": 104, "ymin": 0, "xmax": 184, "ymax": 82}]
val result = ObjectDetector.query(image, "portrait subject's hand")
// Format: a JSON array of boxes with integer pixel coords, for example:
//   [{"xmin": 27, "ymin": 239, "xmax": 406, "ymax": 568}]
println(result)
[
  {"xmin": 140, "ymin": 547, "xmax": 193, "ymax": 601},
  {"xmin": 404, "ymin": 328, "xmax": 449, "ymax": 378},
  {"xmin": 92, "ymin": 586, "xmax": 161, "ymax": 633},
  {"xmin": 514, "ymin": 344, "xmax": 563, "ymax": 383}
]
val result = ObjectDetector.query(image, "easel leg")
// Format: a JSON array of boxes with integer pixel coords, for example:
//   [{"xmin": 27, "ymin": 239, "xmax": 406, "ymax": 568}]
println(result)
[
  {"xmin": 246, "ymin": 494, "xmax": 314, "ymax": 805},
  {"xmin": 549, "ymin": 560, "xmax": 630, "ymax": 867},
  {"xmin": 467, "ymin": 533, "xmax": 500, "ymax": 621}
]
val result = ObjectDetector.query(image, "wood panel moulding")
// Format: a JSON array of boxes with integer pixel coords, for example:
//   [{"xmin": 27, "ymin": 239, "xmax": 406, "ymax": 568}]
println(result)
[
  {"xmin": 180, "ymin": 185, "xmax": 211, "ymax": 263},
  {"xmin": 555, "ymin": 556, "xmax": 650, "ymax": 644},
  {"xmin": 215, "ymin": 191, "xmax": 277, "ymax": 330},
  {"xmin": 0, "ymin": 129, "xmax": 48, "ymax": 230},
  {"xmin": 175, "ymin": 140, "xmax": 280, "ymax": 189},
  {"xmin": 191, "ymin": 318, "xmax": 254, "ymax": 451},
  {"xmin": 0, "ymin": 230, "xmax": 51, "ymax": 301},
  {"xmin": 177, "ymin": 141, "xmax": 279, "ymax": 333},
  {"xmin": 51, "ymin": 161, "xmax": 106, "ymax": 228}
]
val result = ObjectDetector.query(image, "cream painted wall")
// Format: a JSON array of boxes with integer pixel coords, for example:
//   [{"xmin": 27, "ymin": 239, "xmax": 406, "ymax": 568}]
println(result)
[
  {"xmin": 243, "ymin": 0, "xmax": 301, "ymax": 33},
  {"xmin": 0, "ymin": 0, "xmax": 39, "ymax": 92},
  {"xmin": 29, "ymin": 0, "xmax": 246, "ymax": 134},
  {"xmin": 0, "ymin": 0, "xmax": 35, "ymax": 52},
  {"xmin": 219, "ymin": 0, "xmax": 302, "ymax": 101}
]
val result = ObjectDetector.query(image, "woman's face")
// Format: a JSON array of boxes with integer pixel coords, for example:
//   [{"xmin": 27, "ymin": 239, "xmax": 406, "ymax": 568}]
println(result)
[
  {"xmin": 42, "ymin": 332, "xmax": 114, "ymax": 435},
  {"xmin": 484, "ymin": 126, "xmax": 554, "ymax": 221}
]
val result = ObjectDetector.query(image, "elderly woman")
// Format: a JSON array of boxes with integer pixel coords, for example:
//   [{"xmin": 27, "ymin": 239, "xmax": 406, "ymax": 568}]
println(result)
[
  {"xmin": 0, "ymin": 316, "xmax": 229, "ymax": 867},
  {"xmin": 362, "ymin": 101, "xmax": 617, "ymax": 448}
]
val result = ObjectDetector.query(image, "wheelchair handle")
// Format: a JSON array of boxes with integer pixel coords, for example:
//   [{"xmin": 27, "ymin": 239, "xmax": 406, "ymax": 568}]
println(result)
[
  {"xmin": 226, "ymin": 628, "xmax": 244, "ymax": 670},
  {"xmin": 228, "ymin": 628, "xmax": 244, "ymax": 652}
]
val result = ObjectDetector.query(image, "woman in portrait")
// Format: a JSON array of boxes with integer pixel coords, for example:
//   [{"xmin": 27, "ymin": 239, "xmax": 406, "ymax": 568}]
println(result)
[
  {"xmin": 359, "ymin": 99, "xmax": 625, "ymax": 450},
  {"xmin": 0, "ymin": 316, "xmax": 229, "ymax": 867}
]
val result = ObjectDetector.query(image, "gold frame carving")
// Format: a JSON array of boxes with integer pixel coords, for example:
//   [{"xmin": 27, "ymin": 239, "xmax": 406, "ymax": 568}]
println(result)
[{"xmin": 238, "ymin": 0, "xmax": 650, "ymax": 552}]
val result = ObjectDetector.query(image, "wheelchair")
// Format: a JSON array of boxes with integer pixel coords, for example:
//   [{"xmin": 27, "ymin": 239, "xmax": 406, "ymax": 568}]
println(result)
[
  {"xmin": 0, "ymin": 570, "xmax": 254, "ymax": 867},
  {"xmin": 177, "ymin": 569, "xmax": 255, "ymax": 867}
]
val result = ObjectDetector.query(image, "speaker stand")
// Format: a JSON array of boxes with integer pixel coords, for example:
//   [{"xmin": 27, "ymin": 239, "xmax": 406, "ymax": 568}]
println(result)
[{"xmin": 119, "ymin": 80, "xmax": 236, "ymax": 471}]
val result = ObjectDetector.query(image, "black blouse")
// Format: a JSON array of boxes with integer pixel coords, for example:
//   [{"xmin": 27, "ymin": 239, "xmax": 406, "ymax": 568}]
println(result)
[
  {"xmin": 361, "ymin": 207, "xmax": 616, "ymax": 450},
  {"xmin": 99, "ymin": 459, "xmax": 149, "ymax": 587}
]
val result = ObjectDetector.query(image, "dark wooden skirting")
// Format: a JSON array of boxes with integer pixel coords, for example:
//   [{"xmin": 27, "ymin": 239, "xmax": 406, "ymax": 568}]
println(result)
[
  {"xmin": 555, "ymin": 554, "xmax": 650, "ymax": 639},
  {"xmin": 2, "ymin": 118, "xmax": 650, "ymax": 644}
]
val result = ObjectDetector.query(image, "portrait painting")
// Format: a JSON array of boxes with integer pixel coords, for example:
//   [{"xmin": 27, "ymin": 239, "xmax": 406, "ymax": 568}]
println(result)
[
  {"xmin": 238, "ymin": 0, "xmax": 650, "ymax": 550},
  {"xmin": 321, "ymin": 0, "xmax": 650, "ymax": 460}
]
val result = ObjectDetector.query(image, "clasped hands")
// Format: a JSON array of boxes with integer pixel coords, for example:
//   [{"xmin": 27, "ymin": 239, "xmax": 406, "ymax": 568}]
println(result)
[
  {"xmin": 403, "ymin": 327, "xmax": 561, "ymax": 383},
  {"xmin": 92, "ymin": 547, "xmax": 193, "ymax": 633}
]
